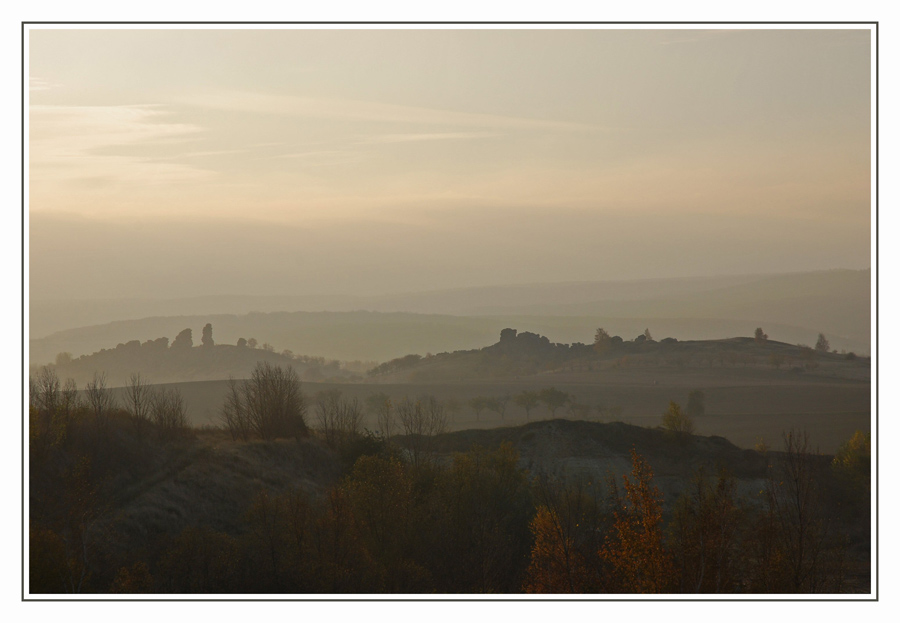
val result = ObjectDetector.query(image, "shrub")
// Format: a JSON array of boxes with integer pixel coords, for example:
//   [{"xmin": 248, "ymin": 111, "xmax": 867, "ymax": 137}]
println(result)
[{"xmin": 661, "ymin": 401, "xmax": 694, "ymax": 436}]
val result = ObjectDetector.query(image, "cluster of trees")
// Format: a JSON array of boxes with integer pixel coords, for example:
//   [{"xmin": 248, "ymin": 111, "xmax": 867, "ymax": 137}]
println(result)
[
  {"xmin": 29, "ymin": 367, "xmax": 193, "ymax": 594},
  {"xmin": 593, "ymin": 327, "xmax": 656, "ymax": 353},
  {"xmin": 525, "ymin": 431, "xmax": 855, "ymax": 594},
  {"xmin": 468, "ymin": 388, "xmax": 570, "ymax": 421},
  {"xmin": 364, "ymin": 326, "xmax": 862, "ymax": 383},
  {"xmin": 32, "ymin": 422, "xmax": 862, "ymax": 594},
  {"xmin": 465, "ymin": 388, "xmax": 625, "ymax": 423},
  {"xmin": 30, "ymin": 367, "xmax": 189, "ymax": 448},
  {"xmin": 44, "ymin": 323, "xmax": 364, "ymax": 387},
  {"xmin": 220, "ymin": 363, "xmax": 308, "ymax": 442}
]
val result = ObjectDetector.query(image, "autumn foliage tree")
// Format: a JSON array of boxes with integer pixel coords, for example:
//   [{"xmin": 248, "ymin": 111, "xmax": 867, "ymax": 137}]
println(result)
[
  {"xmin": 600, "ymin": 449, "xmax": 676, "ymax": 593},
  {"xmin": 523, "ymin": 475, "xmax": 603, "ymax": 593},
  {"xmin": 661, "ymin": 401, "xmax": 695, "ymax": 436}
]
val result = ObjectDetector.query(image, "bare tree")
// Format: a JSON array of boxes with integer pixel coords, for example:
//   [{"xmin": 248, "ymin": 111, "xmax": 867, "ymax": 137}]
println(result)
[
  {"xmin": 241, "ymin": 362, "xmax": 307, "ymax": 441},
  {"xmin": 84, "ymin": 371, "xmax": 116, "ymax": 429},
  {"xmin": 151, "ymin": 387, "xmax": 188, "ymax": 438},
  {"xmin": 34, "ymin": 366, "xmax": 61, "ymax": 416},
  {"xmin": 315, "ymin": 390, "xmax": 363, "ymax": 449},
  {"xmin": 748, "ymin": 429, "xmax": 845, "ymax": 592},
  {"xmin": 396, "ymin": 395, "xmax": 447, "ymax": 468},
  {"xmin": 125, "ymin": 373, "xmax": 152, "ymax": 436},
  {"xmin": 61, "ymin": 378, "xmax": 80, "ymax": 418},
  {"xmin": 365, "ymin": 392, "xmax": 394, "ymax": 439},
  {"xmin": 220, "ymin": 376, "xmax": 250, "ymax": 441}
]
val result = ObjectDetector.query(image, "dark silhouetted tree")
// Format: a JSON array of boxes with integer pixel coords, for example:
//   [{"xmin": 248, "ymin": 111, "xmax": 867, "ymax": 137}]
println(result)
[
  {"xmin": 220, "ymin": 377, "xmax": 250, "ymax": 441},
  {"xmin": 513, "ymin": 390, "xmax": 540, "ymax": 419},
  {"xmin": 469, "ymin": 396, "xmax": 490, "ymax": 421},
  {"xmin": 151, "ymin": 387, "xmax": 188, "ymax": 438},
  {"xmin": 125, "ymin": 372, "xmax": 152, "ymax": 437},
  {"xmin": 201, "ymin": 323, "xmax": 214, "ymax": 347},
  {"xmin": 815, "ymin": 333, "xmax": 830, "ymax": 352},
  {"xmin": 486, "ymin": 395, "xmax": 510, "ymax": 419},
  {"xmin": 593, "ymin": 328, "xmax": 612, "ymax": 354},
  {"xmin": 396, "ymin": 395, "xmax": 447, "ymax": 469},
  {"xmin": 754, "ymin": 328, "xmax": 768, "ymax": 344},
  {"xmin": 315, "ymin": 390, "xmax": 364, "ymax": 452},
  {"xmin": 539, "ymin": 387, "xmax": 569, "ymax": 418},
  {"xmin": 747, "ymin": 429, "xmax": 845, "ymax": 593},
  {"xmin": 242, "ymin": 362, "xmax": 307, "ymax": 441},
  {"xmin": 85, "ymin": 371, "xmax": 115, "ymax": 428},
  {"xmin": 172, "ymin": 328, "xmax": 193, "ymax": 349},
  {"xmin": 669, "ymin": 468, "xmax": 742, "ymax": 593},
  {"xmin": 236, "ymin": 337, "xmax": 248, "ymax": 348},
  {"xmin": 686, "ymin": 390, "xmax": 706, "ymax": 418},
  {"xmin": 366, "ymin": 392, "xmax": 394, "ymax": 439}
]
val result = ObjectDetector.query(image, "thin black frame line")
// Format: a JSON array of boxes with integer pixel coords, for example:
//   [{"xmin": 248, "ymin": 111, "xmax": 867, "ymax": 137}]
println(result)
[
  {"xmin": 20, "ymin": 18, "xmax": 26, "ymax": 605},
  {"xmin": 20, "ymin": 597, "xmax": 878, "ymax": 602},
  {"xmin": 20, "ymin": 20, "xmax": 879, "ymax": 603},
  {"xmin": 874, "ymin": 20, "xmax": 879, "ymax": 603}
]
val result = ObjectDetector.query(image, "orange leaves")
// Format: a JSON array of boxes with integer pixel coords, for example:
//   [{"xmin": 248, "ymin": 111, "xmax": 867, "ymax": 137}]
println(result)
[{"xmin": 599, "ymin": 449, "xmax": 676, "ymax": 593}]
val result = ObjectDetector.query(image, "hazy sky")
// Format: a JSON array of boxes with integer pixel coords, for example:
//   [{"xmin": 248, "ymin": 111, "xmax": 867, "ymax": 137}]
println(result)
[{"xmin": 28, "ymin": 27, "xmax": 872, "ymax": 299}]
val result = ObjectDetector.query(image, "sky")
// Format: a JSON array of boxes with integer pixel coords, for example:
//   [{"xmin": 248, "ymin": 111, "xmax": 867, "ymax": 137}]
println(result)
[{"xmin": 27, "ymin": 27, "xmax": 872, "ymax": 299}]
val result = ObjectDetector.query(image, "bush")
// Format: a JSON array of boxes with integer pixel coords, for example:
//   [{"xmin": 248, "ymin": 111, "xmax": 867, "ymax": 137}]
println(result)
[
  {"xmin": 221, "ymin": 362, "xmax": 307, "ymax": 441},
  {"xmin": 661, "ymin": 401, "xmax": 694, "ymax": 436}
]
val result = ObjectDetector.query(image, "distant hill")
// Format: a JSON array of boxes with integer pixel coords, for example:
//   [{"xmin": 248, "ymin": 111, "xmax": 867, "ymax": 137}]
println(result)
[
  {"xmin": 367, "ymin": 328, "xmax": 868, "ymax": 384},
  {"xmin": 45, "ymin": 339, "xmax": 357, "ymax": 388},
  {"xmin": 30, "ymin": 277, "xmax": 869, "ymax": 366},
  {"xmin": 31, "ymin": 269, "xmax": 870, "ymax": 355}
]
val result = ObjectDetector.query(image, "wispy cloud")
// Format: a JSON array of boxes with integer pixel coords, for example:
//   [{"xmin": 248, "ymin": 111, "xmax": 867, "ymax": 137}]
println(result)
[
  {"xmin": 363, "ymin": 132, "xmax": 498, "ymax": 144},
  {"xmin": 29, "ymin": 77, "xmax": 59, "ymax": 92},
  {"xmin": 264, "ymin": 149, "xmax": 364, "ymax": 167},
  {"xmin": 30, "ymin": 104, "xmax": 213, "ymax": 187},
  {"xmin": 177, "ymin": 91, "xmax": 605, "ymax": 133}
]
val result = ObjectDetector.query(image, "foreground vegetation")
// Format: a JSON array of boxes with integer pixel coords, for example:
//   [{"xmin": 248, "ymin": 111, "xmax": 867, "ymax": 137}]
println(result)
[{"xmin": 29, "ymin": 364, "xmax": 870, "ymax": 595}]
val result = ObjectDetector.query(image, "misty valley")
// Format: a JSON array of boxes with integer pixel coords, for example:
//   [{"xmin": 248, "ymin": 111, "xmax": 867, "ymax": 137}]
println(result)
[
  {"xmin": 29, "ymin": 312, "xmax": 871, "ymax": 594},
  {"xmin": 26, "ymin": 25, "xmax": 875, "ymax": 600}
]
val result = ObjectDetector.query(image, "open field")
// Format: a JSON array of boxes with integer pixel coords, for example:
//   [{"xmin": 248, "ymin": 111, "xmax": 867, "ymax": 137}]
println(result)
[{"xmin": 139, "ymin": 368, "xmax": 869, "ymax": 455}]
